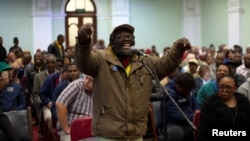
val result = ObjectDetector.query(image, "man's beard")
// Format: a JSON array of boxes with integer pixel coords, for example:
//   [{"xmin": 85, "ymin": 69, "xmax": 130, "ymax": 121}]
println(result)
[
  {"xmin": 245, "ymin": 63, "xmax": 250, "ymax": 68},
  {"xmin": 114, "ymin": 49, "xmax": 133, "ymax": 58},
  {"xmin": 112, "ymin": 44, "xmax": 133, "ymax": 58}
]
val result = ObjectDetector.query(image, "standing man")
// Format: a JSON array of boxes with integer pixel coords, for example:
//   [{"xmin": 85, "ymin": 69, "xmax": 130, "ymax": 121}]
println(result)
[
  {"xmin": 75, "ymin": 24, "xmax": 191, "ymax": 141},
  {"xmin": 0, "ymin": 36, "xmax": 7, "ymax": 62},
  {"xmin": 48, "ymin": 34, "xmax": 65, "ymax": 61},
  {"xmin": 9, "ymin": 37, "xmax": 22, "ymax": 53}
]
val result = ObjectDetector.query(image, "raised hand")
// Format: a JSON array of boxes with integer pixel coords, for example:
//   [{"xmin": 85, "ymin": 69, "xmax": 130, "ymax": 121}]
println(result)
[
  {"xmin": 77, "ymin": 23, "xmax": 93, "ymax": 44},
  {"xmin": 174, "ymin": 37, "xmax": 192, "ymax": 50}
]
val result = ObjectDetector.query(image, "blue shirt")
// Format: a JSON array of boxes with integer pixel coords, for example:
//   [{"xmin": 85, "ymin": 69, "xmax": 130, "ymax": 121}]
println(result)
[
  {"xmin": 39, "ymin": 72, "xmax": 61, "ymax": 106},
  {"xmin": 0, "ymin": 82, "xmax": 26, "ymax": 112},
  {"xmin": 161, "ymin": 79, "xmax": 199, "ymax": 125},
  {"xmin": 51, "ymin": 80, "xmax": 69, "ymax": 122}
]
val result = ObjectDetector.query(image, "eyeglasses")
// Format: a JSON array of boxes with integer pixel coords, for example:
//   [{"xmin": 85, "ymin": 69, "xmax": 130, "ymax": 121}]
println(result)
[
  {"xmin": 219, "ymin": 84, "xmax": 234, "ymax": 91},
  {"xmin": 116, "ymin": 33, "xmax": 135, "ymax": 39}
]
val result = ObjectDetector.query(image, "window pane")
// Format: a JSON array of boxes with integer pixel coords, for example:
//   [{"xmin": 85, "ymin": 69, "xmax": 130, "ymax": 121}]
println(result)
[
  {"xmin": 83, "ymin": 17, "xmax": 93, "ymax": 24},
  {"xmin": 76, "ymin": 0, "xmax": 84, "ymax": 9},
  {"xmin": 68, "ymin": 18, "xmax": 78, "ymax": 47},
  {"xmin": 69, "ymin": 24, "xmax": 78, "ymax": 47},
  {"xmin": 68, "ymin": 17, "xmax": 78, "ymax": 25},
  {"xmin": 85, "ymin": 0, "xmax": 94, "ymax": 11},
  {"xmin": 66, "ymin": 0, "xmax": 94, "ymax": 12},
  {"xmin": 66, "ymin": 0, "xmax": 75, "ymax": 12}
]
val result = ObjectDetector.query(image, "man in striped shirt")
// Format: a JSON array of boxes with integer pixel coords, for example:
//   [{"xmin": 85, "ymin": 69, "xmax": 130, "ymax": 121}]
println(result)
[{"xmin": 56, "ymin": 75, "xmax": 94, "ymax": 141}]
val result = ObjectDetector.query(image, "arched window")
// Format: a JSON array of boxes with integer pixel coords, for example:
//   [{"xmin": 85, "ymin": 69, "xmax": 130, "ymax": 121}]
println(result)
[{"xmin": 65, "ymin": 0, "xmax": 97, "ymax": 48}]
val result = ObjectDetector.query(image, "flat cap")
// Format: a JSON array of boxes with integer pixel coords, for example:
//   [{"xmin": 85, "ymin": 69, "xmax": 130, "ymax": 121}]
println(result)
[{"xmin": 111, "ymin": 24, "xmax": 134, "ymax": 34}]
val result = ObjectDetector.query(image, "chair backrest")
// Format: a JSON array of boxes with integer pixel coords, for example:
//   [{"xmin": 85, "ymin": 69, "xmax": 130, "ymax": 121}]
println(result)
[
  {"xmin": 152, "ymin": 101, "xmax": 162, "ymax": 129},
  {"xmin": 193, "ymin": 111, "xmax": 201, "ymax": 141},
  {"xmin": 0, "ymin": 107, "xmax": 33, "ymax": 141},
  {"xmin": 70, "ymin": 117, "xmax": 94, "ymax": 141}
]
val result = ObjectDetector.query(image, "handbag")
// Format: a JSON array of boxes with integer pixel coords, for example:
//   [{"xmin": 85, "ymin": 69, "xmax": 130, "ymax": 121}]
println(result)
[{"xmin": 70, "ymin": 117, "xmax": 94, "ymax": 141}]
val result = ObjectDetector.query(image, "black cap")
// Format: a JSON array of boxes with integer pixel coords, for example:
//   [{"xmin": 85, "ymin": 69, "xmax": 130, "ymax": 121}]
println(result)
[{"xmin": 111, "ymin": 24, "xmax": 134, "ymax": 35}]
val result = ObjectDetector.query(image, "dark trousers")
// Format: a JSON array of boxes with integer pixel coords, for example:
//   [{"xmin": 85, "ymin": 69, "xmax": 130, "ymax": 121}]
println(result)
[{"xmin": 167, "ymin": 123, "xmax": 194, "ymax": 141}]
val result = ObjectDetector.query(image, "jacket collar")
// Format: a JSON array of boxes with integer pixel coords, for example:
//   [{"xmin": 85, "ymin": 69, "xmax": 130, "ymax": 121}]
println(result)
[{"xmin": 105, "ymin": 46, "xmax": 144, "ymax": 72}]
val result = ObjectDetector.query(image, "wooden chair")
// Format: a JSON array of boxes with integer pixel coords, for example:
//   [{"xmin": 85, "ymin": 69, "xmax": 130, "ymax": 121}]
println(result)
[
  {"xmin": 193, "ymin": 111, "xmax": 201, "ymax": 141},
  {"xmin": 70, "ymin": 117, "xmax": 94, "ymax": 141},
  {"xmin": 150, "ymin": 101, "xmax": 166, "ymax": 141},
  {"xmin": 148, "ymin": 102, "xmax": 159, "ymax": 141},
  {"xmin": 0, "ymin": 106, "xmax": 33, "ymax": 141}
]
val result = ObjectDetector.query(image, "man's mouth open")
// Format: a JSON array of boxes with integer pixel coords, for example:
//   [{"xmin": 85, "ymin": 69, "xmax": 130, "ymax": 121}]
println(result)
[{"xmin": 123, "ymin": 44, "xmax": 131, "ymax": 49}]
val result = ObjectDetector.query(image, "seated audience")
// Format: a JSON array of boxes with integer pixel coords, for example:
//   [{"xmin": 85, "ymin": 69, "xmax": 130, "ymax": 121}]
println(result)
[
  {"xmin": 198, "ymin": 74, "xmax": 250, "ymax": 140},
  {"xmin": 186, "ymin": 58, "xmax": 199, "ymax": 78},
  {"xmin": 215, "ymin": 53, "xmax": 225, "ymax": 67},
  {"xmin": 192, "ymin": 65, "xmax": 211, "ymax": 97},
  {"xmin": 0, "ymin": 62, "xmax": 26, "ymax": 112},
  {"xmin": 236, "ymin": 53, "xmax": 250, "ymax": 79},
  {"xmin": 237, "ymin": 77, "xmax": 250, "ymax": 101},
  {"xmin": 196, "ymin": 64, "xmax": 230, "ymax": 106},
  {"xmin": 93, "ymin": 39, "xmax": 106, "ymax": 50},
  {"xmin": 32, "ymin": 54, "xmax": 58, "ymax": 138},
  {"xmin": 160, "ymin": 67, "xmax": 179, "ymax": 86},
  {"xmin": 51, "ymin": 63, "xmax": 80, "ymax": 122},
  {"xmin": 225, "ymin": 61, "xmax": 245, "ymax": 88},
  {"xmin": 26, "ymin": 51, "xmax": 46, "ymax": 94},
  {"xmin": 39, "ymin": 64, "xmax": 69, "ymax": 131},
  {"xmin": 234, "ymin": 52, "xmax": 243, "ymax": 67},
  {"xmin": 0, "ymin": 61, "xmax": 21, "ymax": 141},
  {"xmin": 204, "ymin": 53, "xmax": 216, "ymax": 80},
  {"xmin": 161, "ymin": 72, "xmax": 199, "ymax": 141}
]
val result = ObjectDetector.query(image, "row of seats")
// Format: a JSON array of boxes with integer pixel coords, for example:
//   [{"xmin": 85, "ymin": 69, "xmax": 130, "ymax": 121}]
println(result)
[
  {"xmin": 0, "ymin": 102, "xmax": 201, "ymax": 141},
  {"xmin": 150, "ymin": 101, "xmax": 201, "ymax": 141},
  {"xmin": 0, "ymin": 107, "xmax": 94, "ymax": 141}
]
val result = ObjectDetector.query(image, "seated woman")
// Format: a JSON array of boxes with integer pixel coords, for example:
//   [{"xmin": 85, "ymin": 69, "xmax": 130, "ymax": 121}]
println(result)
[
  {"xmin": 0, "ymin": 61, "xmax": 26, "ymax": 112},
  {"xmin": 198, "ymin": 74, "xmax": 250, "ymax": 141},
  {"xmin": 161, "ymin": 72, "xmax": 199, "ymax": 141}
]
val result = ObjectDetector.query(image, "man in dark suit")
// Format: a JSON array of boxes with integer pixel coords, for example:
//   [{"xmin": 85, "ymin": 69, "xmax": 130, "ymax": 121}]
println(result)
[{"xmin": 32, "ymin": 54, "xmax": 58, "ymax": 139}]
